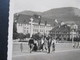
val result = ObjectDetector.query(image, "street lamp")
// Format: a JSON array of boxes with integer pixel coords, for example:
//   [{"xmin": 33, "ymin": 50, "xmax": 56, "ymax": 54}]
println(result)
[
  {"xmin": 30, "ymin": 17, "xmax": 34, "ymax": 37},
  {"xmin": 44, "ymin": 21, "xmax": 47, "ymax": 35},
  {"xmin": 38, "ymin": 15, "xmax": 41, "ymax": 33}
]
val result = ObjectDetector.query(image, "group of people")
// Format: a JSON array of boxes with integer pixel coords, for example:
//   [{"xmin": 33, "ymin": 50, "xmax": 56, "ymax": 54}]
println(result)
[{"xmin": 28, "ymin": 35, "xmax": 56, "ymax": 53}]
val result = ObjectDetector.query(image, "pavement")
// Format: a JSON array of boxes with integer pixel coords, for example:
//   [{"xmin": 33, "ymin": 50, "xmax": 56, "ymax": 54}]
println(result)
[
  {"xmin": 12, "ymin": 42, "xmax": 80, "ymax": 57},
  {"xmin": 13, "ymin": 48, "xmax": 80, "ymax": 57},
  {"xmin": 12, "ymin": 49, "xmax": 80, "ymax": 60}
]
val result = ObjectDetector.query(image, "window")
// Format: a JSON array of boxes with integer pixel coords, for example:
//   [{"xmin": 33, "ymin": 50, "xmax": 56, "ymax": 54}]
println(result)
[
  {"xmin": 27, "ymin": 30, "xmax": 28, "ymax": 33},
  {"xmin": 40, "ymin": 26, "xmax": 44, "ymax": 28},
  {"xmin": 33, "ymin": 29, "xmax": 38, "ymax": 32}
]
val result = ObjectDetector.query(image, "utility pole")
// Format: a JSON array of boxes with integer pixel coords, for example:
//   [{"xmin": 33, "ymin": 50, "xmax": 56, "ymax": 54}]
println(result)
[
  {"xmin": 45, "ymin": 21, "xmax": 47, "ymax": 35},
  {"xmin": 30, "ymin": 17, "xmax": 34, "ymax": 37}
]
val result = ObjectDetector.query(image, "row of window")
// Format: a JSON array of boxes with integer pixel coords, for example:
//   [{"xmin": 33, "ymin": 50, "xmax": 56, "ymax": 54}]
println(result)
[
  {"xmin": 17, "ymin": 24, "xmax": 28, "ymax": 26},
  {"xmin": 33, "ymin": 29, "xmax": 49, "ymax": 33},
  {"xmin": 50, "ymin": 32, "xmax": 70, "ymax": 34},
  {"xmin": 17, "ymin": 24, "xmax": 51, "ymax": 28},
  {"xmin": 23, "ymin": 29, "xmax": 49, "ymax": 33},
  {"xmin": 34, "ymin": 25, "xmax": 52, "ymax": 29},
  {"xmin": 23, "ymin": 30, "xmax": 29, "ymax": 33},
  {"xmin": 52, "ymin": 34, "xmax": 69, "ymax": 37}
]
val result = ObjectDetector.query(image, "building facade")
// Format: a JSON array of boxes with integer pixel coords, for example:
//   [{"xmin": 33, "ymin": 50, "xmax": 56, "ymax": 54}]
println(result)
[
  {"xmin": 14, "ymin": 13, "xmax": 53, "ymax": 37},
  {"xmin": 50, "ymin": 23, "xmax": 79, "ymax": 41},
  {"xmin": 50, "ymin": 24, "xmax": 70, "ymax": 41},
  {"xmin": 70, "ymin": 24, "xmax": 78, "ymax": 39},
  {"xmin": 16, "ymin": 22, "xmax": 53, "ymax": 35}
]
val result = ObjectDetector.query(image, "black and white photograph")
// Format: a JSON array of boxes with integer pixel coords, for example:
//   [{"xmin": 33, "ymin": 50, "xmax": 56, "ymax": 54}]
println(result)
[{"xmin": 9, "ymin": 0, "xmax": 80, "ymax": 60}]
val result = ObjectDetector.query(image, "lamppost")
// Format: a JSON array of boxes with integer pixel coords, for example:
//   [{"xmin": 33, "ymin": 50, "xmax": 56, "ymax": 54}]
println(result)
[
  {"xmin": 54, "ymin": 19, "xmax": 58, "ymax": 40},
  {"xmin": 29, "ymin": 17, "xmax": 34, "ymax": 37},
  {"xmin": 38, "ymin": 15, "xmax": 41, "ymax": 33},
  {"xmin": 44, "ymin": 21, "xmax": 47, "ymax": 35}
]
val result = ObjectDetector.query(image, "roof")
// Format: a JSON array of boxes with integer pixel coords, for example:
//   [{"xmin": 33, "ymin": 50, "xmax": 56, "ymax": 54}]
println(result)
[
  {"xmin": 14, "ymin": 14, "xmax": 53, "ymax": 26},
  {"xmin": 50, "ymin": 24, "xmax": 70, "ymax": 32}
]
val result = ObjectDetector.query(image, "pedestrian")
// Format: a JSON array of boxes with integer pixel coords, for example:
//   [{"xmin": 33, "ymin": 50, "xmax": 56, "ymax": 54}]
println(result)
[
  {"xmin": 44, "ymin": 37, "xmax": 48, "ymax": 51},
  {"xmin": 33, "ymin": 43, "xmax": 38, "ymax": 52},
  {"xmin": 78, "ymin": 36, "xmax": 80, "ymax": 48},
  {"xmin": 28, "ymin": 37, "xmax": 34, "ymax": 53},
  {"xmin": 20, "ymin": 42, "xmax": 23, "ymax": 52},
  {"xmin": 37, "ymin": 39, "xmax": 41, "ymax": 50},
  {"xmin": 73, "ymin": 37, "xmax": 76, "ymax": 48},
  {"xmin": 52, "ymin": 39, "xmax": 56, "ymax": 51},
  {"xmin": 46, "ymin": 35, "xmax": 52, "ymax": 53},
  {"xmin": 33, "ymin": 40, "xmax": 38, "ymax": 51},
  {"xmin": 76, "ymin": 36, "xmax": 80, "ymax": 48},
  {"xmin": 40, "ymin": 37, "xmax": 44, "ymax": 51},
  {"xmin": 34, "ymin": 40, "xmax": 38, "ymax": 47}
]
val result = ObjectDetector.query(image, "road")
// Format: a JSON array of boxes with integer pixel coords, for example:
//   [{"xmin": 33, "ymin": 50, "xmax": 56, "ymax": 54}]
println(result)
[
  {"xmin": 12, "ymin": 49, "xmax": 80, "ymax": 60},
  {"xmin": 13, "ymin": 42, "xmax": 74, "ymax": 53}
]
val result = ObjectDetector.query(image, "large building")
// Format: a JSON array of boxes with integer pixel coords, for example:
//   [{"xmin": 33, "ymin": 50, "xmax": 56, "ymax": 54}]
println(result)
[
  {"xmin": 16, "ymin": 22, "xmax": 52, "ymax": 35},
  {"xmin": 50, "ymin": 22, "xmax": 79, "ymax": 41},
  {"xmin": 50, "ymin": 24, "xmax": 71, "ymax": 41},
  {"xmin": 14, "ymin": 13, "xmax": 53, "ymax": 36}
]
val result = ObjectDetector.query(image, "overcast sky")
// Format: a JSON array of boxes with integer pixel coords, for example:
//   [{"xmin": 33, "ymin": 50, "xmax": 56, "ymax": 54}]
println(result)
[{"xmin": 11, "ymin": 0, "xmax": 80, "ymax": 13}]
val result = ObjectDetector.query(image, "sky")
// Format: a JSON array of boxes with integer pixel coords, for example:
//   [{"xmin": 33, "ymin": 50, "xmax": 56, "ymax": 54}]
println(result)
[{"xmin": 11, "ymin": 0, "xmax": 80, "ymax": 13}]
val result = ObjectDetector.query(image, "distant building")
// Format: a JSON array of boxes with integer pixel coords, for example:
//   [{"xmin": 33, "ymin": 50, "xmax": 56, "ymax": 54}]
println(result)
[
  {"xmin": 78, "ymin": 26, "xmax": 80, "ymax": 36},
  {"xmin": 16, "ymin": 22, "xmax": 52, "ymax": 35},
  {"xmin": 14, "ymin": 13, "xmax": 53, "ymax": 35},
  {"xmin": 50, "ymin": 22, "xmax": 79, "ymax": 41},
  {"xmin": 50, "ymin": 24, "xmax": 71, "ymax": 41},
  {"xmin": 70, "ymin": 24, "xmax": 78, "ymax": 39}
]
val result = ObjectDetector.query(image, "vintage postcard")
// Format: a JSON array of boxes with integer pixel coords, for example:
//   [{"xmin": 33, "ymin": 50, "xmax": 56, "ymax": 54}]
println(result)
[{"xmin": 8, "ymin": 0, "xmax": 80, "ymax": 60}]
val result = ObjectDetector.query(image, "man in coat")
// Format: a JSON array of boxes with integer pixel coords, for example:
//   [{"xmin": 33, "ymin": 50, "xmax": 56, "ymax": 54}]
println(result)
[
  {"xmin": 46, "ymin": 35, "xmax": 52, "ymax": 53},
  {"xmin": 28, "ymin": 37, "xmax": 34, "ymax": 53}
]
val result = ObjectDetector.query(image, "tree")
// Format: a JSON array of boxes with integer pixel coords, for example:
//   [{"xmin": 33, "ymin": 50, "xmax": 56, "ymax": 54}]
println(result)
[
  {"xmin": 13, "ymin": 13, "xmax": 20, "ymax": 40},
  {"xmin": 32, "ymin": 33, "xmax": 42, "ymax": 40},
  {"xmin": 25, "ymin": 33, "xmax": 30, "ymax": 38},
  {"xmin": 18, "ymin": 33, "xmax": 25, "ymax": 40},
  {"xmin": 13, "ymin": 22, "xmax": 18, "ymax": 39},
  {"xmin": 18, "ymin": 33, "xmax": 30, "ymax": 41},
  {"xmin": 13, "ymin": 33, "xmax": 19, "ymax": 39}
]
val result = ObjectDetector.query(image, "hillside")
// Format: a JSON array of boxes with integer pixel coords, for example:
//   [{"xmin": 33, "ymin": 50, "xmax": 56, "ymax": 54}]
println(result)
[
  {"xmin": 41, "ymin": 7, "xmax": 80, "ymax": 23},
  {"xmin": 15, "ymin": 7, "xmax": 80, "ymax": 26}
]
